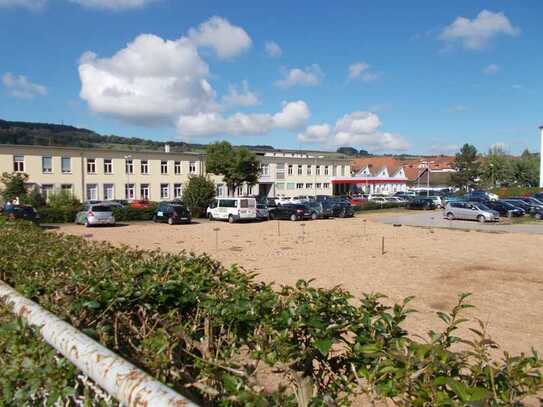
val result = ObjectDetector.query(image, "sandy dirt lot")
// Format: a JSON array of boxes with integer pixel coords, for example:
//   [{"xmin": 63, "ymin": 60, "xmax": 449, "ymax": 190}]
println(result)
[{"xmin": 54, "ymin": 214, "xmax": 543, "ymax": 357}]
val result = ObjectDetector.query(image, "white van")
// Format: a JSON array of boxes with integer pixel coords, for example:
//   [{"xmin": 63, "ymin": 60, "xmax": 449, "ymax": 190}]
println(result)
[{"xmin": 207, "ymin": 197, "xmax": 257, "ymax": 223}]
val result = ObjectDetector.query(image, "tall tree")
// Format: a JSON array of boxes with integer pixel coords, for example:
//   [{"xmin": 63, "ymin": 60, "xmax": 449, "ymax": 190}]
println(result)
[
  {"xmin": 512, "ymin": 149, "xmax": 539, "ymax": 187},
  {"xmin": 451, "ymin": 144, "xmax": 481, "ymax": 190},
  {"xmin": 0, "ymin": 172, "xmax": 28, "ymax": 203},
  {"xmin": 182, "ymin": 175, "xmax": 216, "ymax": 218},
  {"xmin": 480, "ymin": 145, "xmax": 513, "ymax": 187},
  {"xmin": 205, "ymin": 141, "xmax": 260, "ymax": 195}
]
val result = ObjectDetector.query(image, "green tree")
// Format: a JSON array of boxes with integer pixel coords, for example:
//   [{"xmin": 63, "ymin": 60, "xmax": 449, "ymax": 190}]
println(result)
[
  {"xmin": 451, "ymin": 144, "xmax": 481, "ymax": 190},
  {"xmin": 27, "ymin": 186, "xmax": 46, "ymax": 208},
  {"xmin": 512, "ymin": 149, "xmax": 539, "ymax": 187},
  {"xmin": 47, "ymin": 190, "xmax": 81, "ymax": 210},
  {"xmin": 336, "ymin": 147, "xmax": 358, "ymax": 156},
  {"xmin": 182, "ymin": 175, "xmax": 216, "ymax": 218},
  {"xmin": 205, "ymin": 141, "xmax": 260, "ymax": 195},
  {"xmin": 0, "ymin": 172, "xmax": 28, "ymax": 203},
  {"xmin": 480, "ymin": 145, "xmax": 513, "ymax": 187}
]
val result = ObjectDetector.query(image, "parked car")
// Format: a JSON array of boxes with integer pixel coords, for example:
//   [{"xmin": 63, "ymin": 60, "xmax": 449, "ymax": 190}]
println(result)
[
  {"xmin": 406, "ymin": 198, "xmax": 436, "ymax": 210},
  {"xmin": 306, "ymin": 201, "xmax": 332, "ymax": 219},
  {"xmin": 153, "ymin": 201, "xmax": 191, "ymax": 225},
  {"xmin": 482, "ymin": 200, "xmax": 525, "ymax": 217},
  {"xmin": 444, "ymin": 202, "xmax": 499, "ymax": 223},
  {"xmin": 2, "ymin": 205, "xmax": 40, "ymax": 224},
  {"xmin": 509, "ymin": 197, "xmax": 543, "ymax": 210},
  {"xmin": 75, "ymin": 203, "xmax": 116, "ymax": 227},
  {"xmin": 329, "ymin": 198, "xmax": 354, "ymax": 218},
  {"xmin": 256, "ymin": 203, "xmax": 270, "ymax": 220},
  {"xmin": 427, "ymin": 196, "xmax": 444, "ymax": 208},
  {"xmin": 269, "ymin": 203, "xmax": 311, "ymax": 221},
  {"xmin": 532, "ymin": 192, "xmax": 543, "ymax": 202},
  {"xmin": 503, "ymin": 198, "xmax": 542, "ymax": 214},
  {"xmin": 207, "ymin": 197, "xmax": 257, "ymax": 223},
  {"xmin": 533, "ymin": 208, "xmax": 543, "ymax": 220},
  {"xmin": 130, "ymin": 200, "xmax": 154, "ymax": 209},
  {"xmin": 464, "ymin": 191, "xmax": 499, "ymax": 202}
]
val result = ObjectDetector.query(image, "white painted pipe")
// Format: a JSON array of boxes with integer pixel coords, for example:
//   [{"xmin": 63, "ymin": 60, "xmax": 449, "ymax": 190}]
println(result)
[{"xmin": 0, "ymin": 281, "xmax": 198, "ymax": 407}]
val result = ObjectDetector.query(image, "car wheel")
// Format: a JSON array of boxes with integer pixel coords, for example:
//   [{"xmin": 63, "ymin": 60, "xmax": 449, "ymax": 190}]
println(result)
[
  {"xmin": 208, "ymin": 213, "xmax": 214, "ymax": 221},
  {"xmin": 311, "ymin": 212, "xmax": 317, "ymax": 220},
  {"xmin": 167, "ymin": 217, "xmax": 174, "ymax": 225},
  {"xmin": 228, "ymin": 215, "xmax": 235, "ymax": 224},
  {"xmin": 477, "ymin": 215, "xmax": 486, "ymax": 224},
  {"xmin": 535, "ymin": 213, "xmax": 542, "ymax": 220},
  {"xmin": 446, "ymin": 212, "xmax": 455, "ymax": 220},
  {"xmin": 269, "ymin": 212, "xmax": 275, "ymax": 220},
  {"xmin": 290, "ymin": 214, "xmax": 297, "ymax": 222},
  {"xmin": 84, "ymin": 220, "xmax": 91, "ymax": 227},
  {"xmin": 152, "ymin": 215, "xmax": 158, "ymax": 223}
]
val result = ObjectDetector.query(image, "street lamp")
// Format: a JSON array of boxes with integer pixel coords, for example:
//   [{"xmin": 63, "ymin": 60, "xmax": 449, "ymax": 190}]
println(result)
[{"xmin": 489, "ymin": 163, "xmax": 495, "ymax": 187}]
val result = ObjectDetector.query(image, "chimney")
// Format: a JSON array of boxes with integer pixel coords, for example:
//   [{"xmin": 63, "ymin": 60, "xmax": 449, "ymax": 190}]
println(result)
[
  {"xmin": 539, "ymin": 126, "xmax": 543, "ymax": 188},
  {"xmin": 165, "ymin": 144, "xmax": 171, "ymax": 153}
]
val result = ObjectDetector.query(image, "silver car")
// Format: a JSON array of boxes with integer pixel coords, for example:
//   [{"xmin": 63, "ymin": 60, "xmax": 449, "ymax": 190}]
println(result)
[
  {"xmin": 444, "ymin": 202, "xmax": 500, "ymax": 223},
  {"xmin": 75, "ymin": 203, "xmax": 116, "ymax": 227},
  {"xmin": 256, "ymin": 203, "xmax": 269, "ymax": 220}
]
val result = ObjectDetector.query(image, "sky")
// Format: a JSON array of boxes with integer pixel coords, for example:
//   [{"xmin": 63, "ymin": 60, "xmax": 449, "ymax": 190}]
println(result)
[{"xmin": 0, "ymin": 0, "xmax": 542, "ymax": 155}]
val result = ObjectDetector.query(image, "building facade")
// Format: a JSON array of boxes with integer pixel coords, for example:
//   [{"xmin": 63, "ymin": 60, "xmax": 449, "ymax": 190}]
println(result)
[{"xmin": 0, "ymin": 145, "xmax": 351, "ymax": 201}]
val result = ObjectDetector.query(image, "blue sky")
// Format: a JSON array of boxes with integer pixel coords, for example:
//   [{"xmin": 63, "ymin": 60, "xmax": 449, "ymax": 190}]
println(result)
[{"xmin": 0, "ymin": 0, "xmax": 542, "ymax": 155}]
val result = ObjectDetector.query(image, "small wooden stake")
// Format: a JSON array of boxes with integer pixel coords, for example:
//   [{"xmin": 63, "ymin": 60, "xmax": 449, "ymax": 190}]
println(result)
[
  {"xmin": 213, "ymin": 227, "xmax": 220, "ymax": 251},
  {"xmin": 381, "ymin": 236, "xmax": 385, "ymax": 255}
]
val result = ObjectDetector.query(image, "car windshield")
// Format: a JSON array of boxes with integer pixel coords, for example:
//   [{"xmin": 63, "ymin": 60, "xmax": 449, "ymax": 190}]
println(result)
[
  {"xmin": 91, "ymin": 205, "xmax": 112, "ymax": 212},
  {"xmin": 476, "ymin": 204, "xmax": 491, "ymax": 211},
  {"xmin": 256, "ymin": 204, "xmax": 266, "ymax": 209}
]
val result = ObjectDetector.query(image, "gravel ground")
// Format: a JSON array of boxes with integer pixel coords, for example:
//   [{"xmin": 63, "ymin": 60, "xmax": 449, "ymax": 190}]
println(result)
[{"xmin": 54, "ymin": 214, "xmax": 543, "ymax": 357}]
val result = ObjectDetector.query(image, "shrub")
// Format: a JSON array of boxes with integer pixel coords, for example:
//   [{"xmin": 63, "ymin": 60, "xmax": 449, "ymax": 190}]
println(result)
[
  {"xmin": 27, "ymin": 185, "xmax": 47, "ymax": 209},
  {"xmin": 355, "ymin": 200, "xmax": 404, "ymax": 211},
  {"xmin": 491, "ymin": 186, "xmax": 542, "ymax": 198},
  {"xmin": 47, "ymin": 190, "xmax": 81, "ymax": 211},
  {"xmin": 37, "ymin": 207, "xmax": 79, "ymax": 223},
  {"xmin": 182, "ymin": 175, "xmax": 216, "ymax": 218},
  {"xmin": 111, "ymin": 205, "xmax": 156, "ymax": 221},
  {"xmin": 0, "ymin": 222, "xmax": 541, "ymax": 405}
]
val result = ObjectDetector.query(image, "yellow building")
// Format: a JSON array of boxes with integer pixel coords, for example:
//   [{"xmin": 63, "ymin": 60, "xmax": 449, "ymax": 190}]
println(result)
[{"xmin": 0, "ymin": 144, "xmax": 350, "ymax": 201}]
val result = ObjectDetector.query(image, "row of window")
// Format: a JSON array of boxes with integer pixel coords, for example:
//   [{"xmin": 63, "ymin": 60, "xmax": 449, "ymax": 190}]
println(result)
[
  {"xmin": 275, "ymin": 182, "xmax": 330, "ymax": 190},
  {"xmin": 267, "ymin": 163, "xmax": 346, "ymax": 177},
  {"xmin": 85, "ymin": 183, "xmax": 184, "ymax": 201},
  {"xmin": 12, "ymin": 156, "xmax": 197, "ymax": 175}
]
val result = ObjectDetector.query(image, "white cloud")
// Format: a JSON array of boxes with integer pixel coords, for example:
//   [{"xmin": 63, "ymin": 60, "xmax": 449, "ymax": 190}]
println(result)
[
  {"xmin": 275, "ymin": 64, "xmax": 323, "ymax": 88},
  {"xmin": 265, "ymin": 41, "xmax": 282, "ymax": 58},
  {"xmin": 221, "ymin": 81, "xmax": 260, "ymax": 108},
  {"xmin": 348, "ymin": 62, "xmax": 380, "ymax": 82},
  {"xmin": 482, "ymin": 64, "xmax": 500, "ymax": 75},
  {"xmin": 177, "ymin": 100, "xmax": 309, "ymax": 138},
  {"xmin": 0, "ymin": 0, "xmax": 45, "ymax": 9},
  {"xmin": 447, "ymin": 104, "xmax": 468, "ymax": 113},
  {"xmin": 69, "ymin": 0, "xmax": 156, "ymax": 9},
  {"xmin": 188, "ymin": 16, "xmax": 251, "ymax": 59},
  {"xmin": 298, "ymin": 111, "xmax": 409, "ymax": 152},
  {"xmin": 2, "ymin": 72, "xmax": 47, "ymax": 99},
  {"xmin": 440, "ymin": 10, "xmax": 519, "ymax": 50}
]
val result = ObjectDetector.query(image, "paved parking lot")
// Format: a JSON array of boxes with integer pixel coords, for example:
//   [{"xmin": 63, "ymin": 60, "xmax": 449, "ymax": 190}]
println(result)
[{"xmin": 374, "ymin": 210, "xmax": 543, "ymax": 235}]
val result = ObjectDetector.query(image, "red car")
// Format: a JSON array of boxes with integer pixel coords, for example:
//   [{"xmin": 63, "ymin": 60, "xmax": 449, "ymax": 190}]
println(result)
[{"xmin": 129, "ymin": 200, "xmax": 154, "ymax": 209}]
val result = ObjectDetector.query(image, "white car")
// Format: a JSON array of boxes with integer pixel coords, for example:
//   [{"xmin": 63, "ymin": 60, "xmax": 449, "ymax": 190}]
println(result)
[{"xmin": 207, "ymin": 197, "xmax": 257, "ymax": 223}]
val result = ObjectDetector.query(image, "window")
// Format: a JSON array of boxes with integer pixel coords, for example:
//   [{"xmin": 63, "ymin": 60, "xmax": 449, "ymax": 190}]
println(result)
[
  {"xmin": 160, "ymin": 183, "xmax": 169, "ymax": 199},
  {"xmin": 87, "ymin": 158, "xmax": 96, "ymax": 174},
  {"xmin": 340, "ymin": 166, "xmax": 345, "ymax": 176},
  {"xmin": 103, "ymin": 184, "xmax": 114, "ymax": 200},
  {"xmin": 104, "ymin": 159, "xmax": 113, "ymax": 174},
  {"xmin": 141, "ymin": 160, "xmax": 149, "ymax": 174},
  {"xmin": 42, "ymin": 156, "xmax": 52, "ymax": 173},
  {"xmin": 161, "ymin": 160, "xmax": 168, "ymax": 174},
  {"xmin": 61, "ymin": 184, "xmax": 73, "ymax": 194},
  {"xmin": 287, "ymin": 182, "xmax": 295, "ymax": 190},
  {"xmin": 140, "ymin": 184, "xmax": 150, "ymax": 200},
  {"xmin": 275, "ymin": 182, "xmax": 284, "ymax": 190},
  {"xmin": 316, "ymin": 165, "xmax": 321, "ymax": 176},
  {"xmin": 296, "ymin": 183, "xmax": 304, "ymax": 189},
  {"xmin": 125, "ymin": 159, "xmax": 133, "ymax": 175},
  {"xmin": 86, "ymin": 184, "xmax": 98, "ymax": 201},
  {"xmin": 260, "ymin": 163, "xmax": 269, "ymax": 176},
  {"xmin": 247, "ymin": 184, "xmax": 253, "ymax": 195},
  {"xmin": 216, "ymin": 184, "xmax": 225, "ymax": 197},
  {"xmin": 13, "ymin": 155, "xmax": 24, "ymax": 172},
  {"xmin": 174, "ymin": 161, "xmax": 181, "ymax": 175},
  {"xmin": 41, "ymin": 184, "xmax": 54, "ymax": 201},
  {"xmin": 332, "ymin": 166, "xmax": 337, "ymax": 176},
  {"xmin": 307, "ymin": 165, "xmax": 312, "ymax": 176},
  {"xmin": 125, "ymin": 184, "xmax": 135, "ymax": 200},
  {"xmin": 297, "ymin": 165, "xmax": 303, "ymax": 175},
  {"xmin": 276, "ymin": 163, "xmax": 285, "ymax": 180},
  {"xmin": 316, "ymin": 183, "xmax": 322, "ymax": 189},
  {"xmin": 287, "ymin": 164, "xmax": 293, "ymax": 175},
  {"xmin": 174, "ymin": 183, "xmax": 183, "ymax": 199},
  {"xmin": 189, "ymin": 161, "xmax": 196, "ymax": 174},
  {"xmin": 61, "ymin": 157, "xmax": 71, "ymax": 173},
  {"xmin": 323, "ymin": 183, "xmax": 330, "ymax": 189},
  {"xmin": 219, "ymin": 199, "xmax": 236, "ymax": 208},
  {"xmin": 324, "ymin": 165, "xmax": 329, "ymax": 176},
  {"xmin": 306, "ymin": 183, "xmax": 313, "ymax": 189}
]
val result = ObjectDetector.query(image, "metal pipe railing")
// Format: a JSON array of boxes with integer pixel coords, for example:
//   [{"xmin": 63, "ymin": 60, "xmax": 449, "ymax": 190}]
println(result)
[{"xmin": 0, "ymin": 281, "xmax": 198, "ymax": 407}]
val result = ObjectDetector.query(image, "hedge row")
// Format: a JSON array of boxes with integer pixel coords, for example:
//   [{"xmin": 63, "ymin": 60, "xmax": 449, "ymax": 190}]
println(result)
[
  {"xmin": 37, "ymin": 207, "xmax": 79, "ymax": 224},
  {"xmin": 111, "ymin": 206, "xmax": 156, "ymax": 221},
  {"xmin": 0, "ymin": 303, "xmax": 117, "ymax": 405},
  {"xmin": 0, "ymin": 221, "xmax": 541, "ymax": 405},
  {"xmin": 491, "ymin": 186, "xmax": 543, "ymax": 198},
  {"xmin": 354, "ymin": 201, "xmax": 405, "ymax": 211}
]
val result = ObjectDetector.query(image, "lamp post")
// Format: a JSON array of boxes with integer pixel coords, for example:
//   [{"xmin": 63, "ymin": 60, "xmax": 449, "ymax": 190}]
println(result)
[{"xmin": 489, "ymin": 163, "xmax": 495, "ymax": 188}]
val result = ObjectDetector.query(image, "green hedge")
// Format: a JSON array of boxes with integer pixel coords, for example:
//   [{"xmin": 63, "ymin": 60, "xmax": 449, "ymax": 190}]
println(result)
[
  {"xmin": 0, "ymin": 221, "xmax": 541, "ymax": 405},
  {"xmin": 111, "ymin": 205, "xmax": 156, "ymax": 221},
  {"xmin": 491, "ymin": 186, "xmax": 542, "ymax": 198},
  {"xmin": 37, "ymin": 207, "xmax": 79, "ymax": 223},
  {"xmin": 354, "ymin": 200, "xmax": 405, "ymax": 211}
]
